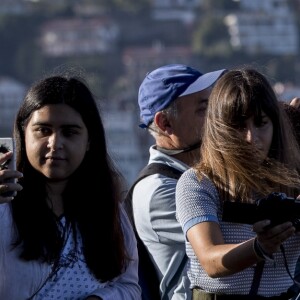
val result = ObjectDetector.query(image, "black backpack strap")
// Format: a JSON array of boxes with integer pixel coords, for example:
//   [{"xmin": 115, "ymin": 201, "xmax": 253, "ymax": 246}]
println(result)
[
  {"xmin": 124, "ymin": 163, "xmax": 183, "ymax": 224},
  {"xmin": 124, "ymin": 163, "xmax": 183, "ymax": 300},
  {"xmin": 138, "ymin": 163, "xmax": 183, "ymax": 180}
]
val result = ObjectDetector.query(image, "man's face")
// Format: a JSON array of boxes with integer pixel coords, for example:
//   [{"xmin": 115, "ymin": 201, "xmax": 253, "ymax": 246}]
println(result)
[{"xmin": 169, "ymin": 88, "xmax": 212, "ymax": 149}]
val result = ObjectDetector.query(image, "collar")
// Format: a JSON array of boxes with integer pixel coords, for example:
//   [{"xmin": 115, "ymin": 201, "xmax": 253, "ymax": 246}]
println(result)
[{"xmin": 155, "ymin": 142, "xmax": 201, "ymax": 155}]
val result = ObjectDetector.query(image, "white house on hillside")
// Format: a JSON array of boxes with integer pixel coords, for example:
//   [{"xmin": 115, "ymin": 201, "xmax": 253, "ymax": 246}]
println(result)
[{"xmin": 224, "ymin": 0, "xmax": 298, "ymax": 55}]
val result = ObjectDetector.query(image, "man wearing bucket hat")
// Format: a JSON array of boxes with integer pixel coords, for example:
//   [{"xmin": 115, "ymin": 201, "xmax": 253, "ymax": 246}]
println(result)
[{"xmin": 128, "ymin": 64, "xmax": 227, "ymax": 299}]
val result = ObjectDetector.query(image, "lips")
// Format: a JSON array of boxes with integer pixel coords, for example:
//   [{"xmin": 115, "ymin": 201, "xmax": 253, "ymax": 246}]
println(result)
[{"xmin": 45, "ymin": 156, "xmax": 66, "ymax": 161}]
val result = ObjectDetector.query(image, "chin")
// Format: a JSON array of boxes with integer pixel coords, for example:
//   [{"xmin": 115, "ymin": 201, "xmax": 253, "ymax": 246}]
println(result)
[{"xmin": 45, "ymin": 174, "xmax": 68, "ymax": 182}]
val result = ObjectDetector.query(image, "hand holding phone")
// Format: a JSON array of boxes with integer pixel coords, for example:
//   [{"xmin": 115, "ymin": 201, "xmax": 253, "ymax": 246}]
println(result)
[{"xmin": 0, "ymin": 138, "xmax": 17, "ymax": 197}]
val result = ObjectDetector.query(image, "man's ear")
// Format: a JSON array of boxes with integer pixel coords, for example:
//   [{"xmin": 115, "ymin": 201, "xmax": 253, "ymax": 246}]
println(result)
[{"xmin": 154, "ymin": 111, "xmax": 173, "ymax": 135}]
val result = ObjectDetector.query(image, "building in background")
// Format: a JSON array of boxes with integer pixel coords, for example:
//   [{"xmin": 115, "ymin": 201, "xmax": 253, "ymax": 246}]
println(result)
[
  {"xmin": 103, "ymin": 110, "xmax": 146, "ymax": 187},
  {"xmin": 225, "ymin": 0, "xmax": 298, "ymax": 55},
  {"xmin": 1, "ymin": 0, "xmax": 300, "ymax": 184},
  {"xmin": 274, "ymin": 82, "xmax": 300, "ymax": 102},
  {"xmin": 40, "ymin": 17, "xmax": 119, "ymax": 57},
  {"xmin": 0, "ymin": 77, "xmax": 26, "ymax": 136}
]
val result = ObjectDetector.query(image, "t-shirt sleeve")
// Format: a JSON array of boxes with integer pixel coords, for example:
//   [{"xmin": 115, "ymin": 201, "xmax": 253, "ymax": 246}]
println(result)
[{"xmin": 176, "ymin": 169, "xmax": 220, "ymax": 238}]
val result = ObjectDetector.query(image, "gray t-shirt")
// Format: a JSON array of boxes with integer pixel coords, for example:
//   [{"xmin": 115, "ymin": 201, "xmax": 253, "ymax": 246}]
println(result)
[{"xmin": 132, "ymin": 145, "xmax": 191, "ymax": 300}]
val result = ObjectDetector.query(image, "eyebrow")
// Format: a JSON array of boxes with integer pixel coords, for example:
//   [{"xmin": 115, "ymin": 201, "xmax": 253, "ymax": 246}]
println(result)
[{"xmin": 31, "ymin": 122, "xmax": 83, "ymax": 129}]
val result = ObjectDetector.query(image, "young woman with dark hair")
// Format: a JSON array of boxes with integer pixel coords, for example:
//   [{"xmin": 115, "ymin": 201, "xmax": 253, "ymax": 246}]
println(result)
[{"xmin": 0, "ymin": 74, "xmax": 141, "ymax": 299}]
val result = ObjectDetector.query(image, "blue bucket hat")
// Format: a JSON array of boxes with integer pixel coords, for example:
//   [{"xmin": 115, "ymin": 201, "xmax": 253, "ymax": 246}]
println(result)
[{"xmin": 138, "ymin": 64, "xmax": 227, "ymax": 128}]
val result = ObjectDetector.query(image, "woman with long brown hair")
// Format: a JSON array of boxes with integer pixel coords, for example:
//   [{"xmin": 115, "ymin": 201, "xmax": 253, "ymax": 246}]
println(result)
[{"xmin": 176, "ymin": 68, "xmax": 300, "ymax": 299}]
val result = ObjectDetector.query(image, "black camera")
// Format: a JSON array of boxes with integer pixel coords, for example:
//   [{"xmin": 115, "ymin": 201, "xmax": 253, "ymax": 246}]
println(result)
[{"xmin": 222, "ymin": 192, "xmax": 300, "ymax": 231}]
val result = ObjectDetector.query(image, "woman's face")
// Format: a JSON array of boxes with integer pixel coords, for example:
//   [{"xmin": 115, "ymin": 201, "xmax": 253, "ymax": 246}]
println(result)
[
  {"xmin": 239, "ymin": 111, "xmax": 273, "ymax": 160},
  {"xmin": 24, "ymin": 104, "xmax": 89, "ymax": 181}
]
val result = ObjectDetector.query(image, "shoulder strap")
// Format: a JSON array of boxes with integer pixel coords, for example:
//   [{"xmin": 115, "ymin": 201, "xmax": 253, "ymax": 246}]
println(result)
[
  {"xmin": 138, "ymin": 163, "xmax": 184, "ymax": 180},
  {"xmin": 249, "ymin": 261, "xmax": 265, "ymax": 295},
  {"xmin": 124, "ymin": 163, "xmax": 183, "ymax": 225},
  {"xmin": 124, "ymin": 163, "xmax": 184, "ymax": 300}
]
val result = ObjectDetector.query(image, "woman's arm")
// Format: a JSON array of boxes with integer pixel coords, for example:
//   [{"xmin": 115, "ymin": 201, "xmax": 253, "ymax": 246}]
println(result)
[
  {"xmin": 176, "ymin": 169, "xmax": 296, "ymax": 278},
  {"xmin": 187, "ymin": 219, "xmax": 295, "ymax": 278}
]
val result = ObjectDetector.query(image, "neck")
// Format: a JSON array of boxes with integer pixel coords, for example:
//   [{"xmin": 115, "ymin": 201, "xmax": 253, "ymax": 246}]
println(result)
[
  {"xmin": 46, "ymin": 180, "xmax": 67, "ymax": 217},
  {"xmin": 173, "ymin": 148, "xmax": 200, "ymax": 167},
  {"xmin": 156, "ymin": 143, "xmax": 201, "ymax": 167}
]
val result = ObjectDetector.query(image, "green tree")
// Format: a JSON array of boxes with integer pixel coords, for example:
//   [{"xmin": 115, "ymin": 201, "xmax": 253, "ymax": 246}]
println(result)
[{"xmin": 192, "ymin": 16, "xmax": 232, "ymax": 57}]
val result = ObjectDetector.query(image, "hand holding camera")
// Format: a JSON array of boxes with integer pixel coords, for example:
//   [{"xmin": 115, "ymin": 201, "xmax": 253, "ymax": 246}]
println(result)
[{"xmin": 222, "ymin": 192, "xmax": 300, "ymax": 231}]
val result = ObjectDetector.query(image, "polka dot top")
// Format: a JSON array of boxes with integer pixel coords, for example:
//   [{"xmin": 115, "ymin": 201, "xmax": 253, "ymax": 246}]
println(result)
[
  {"xmin": 175, "ymin": 168, "xmax": 300, "ymax": 297},
  {"xmin": 0, "ymin": 203, "xmax": 140, "ymax": 299},
  {"xmin": 34, "ymin": 217, "xmax": 106, "ymax": 300}
]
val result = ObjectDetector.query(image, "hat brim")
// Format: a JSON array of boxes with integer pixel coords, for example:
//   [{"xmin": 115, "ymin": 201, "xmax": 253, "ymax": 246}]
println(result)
[{"xmin": 180, "ymin": 69, "xmax": 227, "ymax": 97}]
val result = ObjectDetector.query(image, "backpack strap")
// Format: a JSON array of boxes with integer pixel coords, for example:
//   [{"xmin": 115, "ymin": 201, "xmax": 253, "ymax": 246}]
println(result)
[
  {"xmin": 124, "ymin": 163, "xmax": 184, "ymax": 300},
  {"xmin": 138, "ymin": 163, "xmax": 184, "ymax": 179},
  {"xmin": 124, "ymin": 163, "xmax": 183, "ymax": 225}
]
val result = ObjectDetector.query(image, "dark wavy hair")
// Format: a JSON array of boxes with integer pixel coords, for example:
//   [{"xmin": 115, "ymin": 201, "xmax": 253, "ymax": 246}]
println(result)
[{"xmin": 12, "ymin": 74, "xmax": 128, "ymax": 281}]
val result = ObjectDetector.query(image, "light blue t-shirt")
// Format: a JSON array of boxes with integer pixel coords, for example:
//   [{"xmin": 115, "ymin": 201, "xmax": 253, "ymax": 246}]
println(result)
[{"xmin": 132, "ymin": 145, "xmax": 191, "ymax": 300}]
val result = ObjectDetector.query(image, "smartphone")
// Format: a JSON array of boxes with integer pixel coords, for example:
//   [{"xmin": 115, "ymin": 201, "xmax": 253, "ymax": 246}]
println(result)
[{"xmin": 0, "ymin": 137, "xmax": 16, "ymax": 197}]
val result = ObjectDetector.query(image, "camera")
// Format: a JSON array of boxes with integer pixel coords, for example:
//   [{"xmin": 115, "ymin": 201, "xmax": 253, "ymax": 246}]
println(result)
[{"xmin": 222, "ymin": 192, "xmax": 300, "ymax": 231}]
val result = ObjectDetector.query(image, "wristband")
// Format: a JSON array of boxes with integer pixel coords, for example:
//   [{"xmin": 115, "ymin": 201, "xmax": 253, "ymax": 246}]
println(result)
[{"xmin": 253, "ymin": 237, "xmax": 274, "ymax": 261}]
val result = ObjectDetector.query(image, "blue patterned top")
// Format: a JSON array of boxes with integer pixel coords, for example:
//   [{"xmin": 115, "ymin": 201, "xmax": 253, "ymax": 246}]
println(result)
[
  {"xmin": 175, "ymin": 167, "xmax": 300, "ymax": 297},
  {"xmin": 0, "ymin": 203, "xmax": 141, "ymax": 300}
]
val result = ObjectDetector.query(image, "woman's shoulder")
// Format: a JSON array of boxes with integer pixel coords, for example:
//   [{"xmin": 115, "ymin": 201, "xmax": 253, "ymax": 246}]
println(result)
[
  {"xmin": 179, "ymin": 167, "xmax": 212, "ymax": 185},
  {"xmin": 180, "ymin": 167, "xmax": 197, "ymax": 180},
  {"xmin": 0, "ymin": 203, "xmax": 15, "ymax": 243},
  {"xmin": 177, "ymin": 168, "xmax": 217, "ymax": 199},
  {"xmin": 0, "ymin": 203, "xmax": 12, "ymax": 222}
]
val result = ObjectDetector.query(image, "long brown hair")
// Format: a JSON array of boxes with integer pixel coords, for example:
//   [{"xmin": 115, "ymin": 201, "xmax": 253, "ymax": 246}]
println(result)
[{"xmin": 195, "ymin": 68, "xmax": 300, "ymax": 202}]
